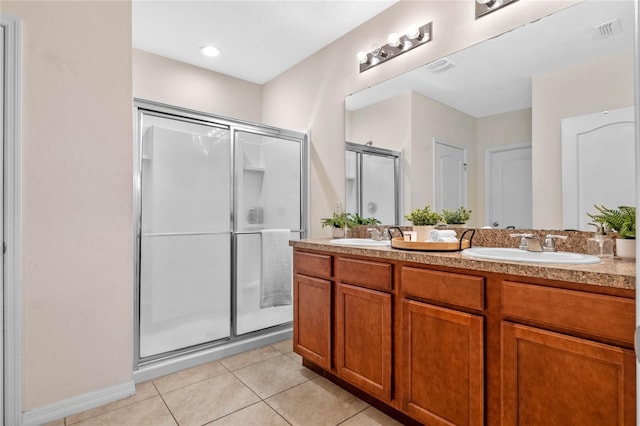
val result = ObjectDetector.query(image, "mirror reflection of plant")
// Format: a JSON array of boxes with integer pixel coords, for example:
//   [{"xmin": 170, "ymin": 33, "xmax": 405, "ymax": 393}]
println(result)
[
  {"xmin": 347, "ymin": 213, "xmax": 381, "ymax": 227},
  {"xmin": 587, "ymin": 205, "xmax": 635, "ymax": 239},
  {"xmin": 321, "ymin": 212, "xmax": 381, "ymax": 229},
  {"xmin": 405, "ymin": 205, "xmax": 442, "ymax": 226},
  {"xmin": 442, "ymin": 206, "xmax": 472, "ymax": 225}
]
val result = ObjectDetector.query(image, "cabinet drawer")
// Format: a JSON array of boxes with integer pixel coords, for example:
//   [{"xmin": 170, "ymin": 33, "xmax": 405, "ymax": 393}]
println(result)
[
  {"xmin": 294, "ymin": 251, "xmax": 332, "ymax": 279},
  {"xmin": 502, "ymin": 281, "xmax": 635, "ymax": 345},
  {"xmin": 401, "ymin": 267, "xmax": 484, "ymax": 311},
  {"xmin": 336, "ymin": 257, "xmax": 392, "ymax": 291}
]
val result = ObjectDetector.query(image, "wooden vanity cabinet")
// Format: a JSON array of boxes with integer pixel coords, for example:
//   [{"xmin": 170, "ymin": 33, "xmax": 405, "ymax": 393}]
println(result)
[
  {"xmin": 335, "ymin": 257, "xmax": 393, "ymax": 402},
  {"xmin": 293, "ymin": 252, "xmax": 333, "ymax": 369},
  {"xmin": 501, "ymin": 281, "xmax": 636, "ymax": 426},
  {"xmin": 400, "ymin": 267, "xmax": 485, "ymax": 426},
  {"xmin": 502, "ymin": 322, "xmax": 635, "ymax": 426},
  {"xmin": 292, "ymin": 247, "xmax": 636, "ymax": 426}
]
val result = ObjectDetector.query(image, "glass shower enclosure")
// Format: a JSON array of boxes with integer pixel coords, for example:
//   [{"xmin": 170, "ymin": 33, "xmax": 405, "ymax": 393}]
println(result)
[
  {"xmin": 345, "ymin": 142, "xmax": 401, "ymax": 225},
  {"xmin": 134, "ymin": 100, "xmax": 307, "ymax": 366}
]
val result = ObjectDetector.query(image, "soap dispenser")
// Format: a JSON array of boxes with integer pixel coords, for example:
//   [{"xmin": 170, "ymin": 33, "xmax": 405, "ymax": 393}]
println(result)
[{"xmin": 587, "ymin": 223, "xmax": 614, "ymax": 260}]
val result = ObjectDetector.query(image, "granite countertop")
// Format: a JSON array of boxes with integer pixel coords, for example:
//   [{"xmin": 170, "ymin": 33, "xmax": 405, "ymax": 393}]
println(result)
[{"xmin": 290, "ymin": 238, "xmax": 636, "ymax": 290}]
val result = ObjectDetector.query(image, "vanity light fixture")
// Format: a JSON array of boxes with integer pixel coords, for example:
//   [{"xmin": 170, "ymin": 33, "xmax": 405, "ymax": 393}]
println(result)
[
  {"xmin": 201, "ymin": 45, "xmax": 220, "ymax": 57},
  {"xmin": 475, "ymin": 0, "xmax": 518, "ymax": 19},
  {"xmin": 357, "ymin": 22, "xmax": 432, "ymax": 73}
]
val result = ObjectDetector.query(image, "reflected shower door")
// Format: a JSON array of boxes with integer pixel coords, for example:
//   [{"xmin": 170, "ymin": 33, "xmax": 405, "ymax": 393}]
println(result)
[
  {"xmin": 139, "ymin": 115, "xmax": 231, "ymax": 358},
  {"xmin": 362, "ymin": 153, "xmax": 397, "ymax": 225},
  {"xmin": 235, "ymin": 131, "xmax": 303, "ymax": 335},
  {"xmin": 345, "ymin": 150, "xmax": 358, "ymax": 214}
]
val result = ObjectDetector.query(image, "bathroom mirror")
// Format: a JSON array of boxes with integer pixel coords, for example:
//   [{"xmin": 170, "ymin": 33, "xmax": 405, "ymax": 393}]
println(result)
[{"xmin": 345, "ymin": 1, "xmax": 635, "ymax": 229}]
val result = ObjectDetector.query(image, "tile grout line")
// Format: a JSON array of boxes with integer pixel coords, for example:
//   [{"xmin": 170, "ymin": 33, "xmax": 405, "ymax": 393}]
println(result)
[
  {"xmin": 220, "ymin": 350, "xmax": 283, "ymax": 373},
  {"xmin": 228, "ymin": 364, "xmax": 315, "ymax": 425},
  {"xmin": 154, "ymin": 362, "xmax": 231, "ymax": 396},
  {"xmin": 336, "ymin": 406, "xmax": 370, "ymax": 425},
  {"xmin": 152, "ymin": 381, "xmax": 181, "ymax": 426}
]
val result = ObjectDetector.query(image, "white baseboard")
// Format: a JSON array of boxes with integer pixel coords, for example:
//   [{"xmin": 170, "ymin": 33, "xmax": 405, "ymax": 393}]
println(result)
[
  {"xmin": 134, "ymin": 327, "xmax": 292, "ymax": 383},
  {"xmin": 22, "ymin": 380, "xmax": 135, "ymax": 426}
]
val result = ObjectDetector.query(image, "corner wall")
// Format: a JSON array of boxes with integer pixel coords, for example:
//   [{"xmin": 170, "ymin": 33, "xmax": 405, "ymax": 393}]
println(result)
[{"xmin": 1, "ymin": 0, "xmax": 134, "ymax": 411}]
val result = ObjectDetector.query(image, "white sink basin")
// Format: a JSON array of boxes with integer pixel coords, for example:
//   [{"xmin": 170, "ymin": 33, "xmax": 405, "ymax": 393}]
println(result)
[
  {"xmin": 462, "ymin": 247, "xmax": 601, "ymax": 264},
  {"xmin": 330, "ymin": 238, "xmax": 391, "ymax": 247}
]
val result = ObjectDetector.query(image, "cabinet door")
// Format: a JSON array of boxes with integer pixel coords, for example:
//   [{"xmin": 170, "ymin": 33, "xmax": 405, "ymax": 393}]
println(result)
[
  {"xmin": 502, "ymin": 322, "xmax": 636, "ymax": 426},
  {"xmin": 401, "ymin": 299, "xmax": 484, "ymax": 425},
  {"xmin": 336, "ymin": 283, "xmax": 392, "ymax": 401},
  {"xmin": 293, "ymin": 274, "xmax": 331, "ymax": 369}
]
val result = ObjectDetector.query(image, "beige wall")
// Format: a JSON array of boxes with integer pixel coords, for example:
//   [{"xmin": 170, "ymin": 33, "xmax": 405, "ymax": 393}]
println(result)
[
  {"xmin": 1, "ymin": 0, "xmax": 133, "ymax": 410},
  {"xmin": 476, "ymin": 108, "xmax": 532, "ymax": 225},
  {"xmin": 133, "ymin": 49, "xmax": 263, "ymax": 123},
  {"xmin": 261, "ymin": 0, "xmax": 580, "ymax": 237},
  {"xmin": 532, "ymin": 49, "xmax": 634, "ymax": 228}
]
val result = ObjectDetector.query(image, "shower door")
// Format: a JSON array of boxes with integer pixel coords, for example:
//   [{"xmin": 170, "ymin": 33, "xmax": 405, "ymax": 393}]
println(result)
[
  {"xmin": 234, "ymin": 130, "xmax": 304, "ymax": 335},
  {"xmin": 138, "ymin": 112, "xmax": 231, "ymax": 359},
  {"xmin": 345, "ymin": 142, "xmax": 401, "ymax": 225}
]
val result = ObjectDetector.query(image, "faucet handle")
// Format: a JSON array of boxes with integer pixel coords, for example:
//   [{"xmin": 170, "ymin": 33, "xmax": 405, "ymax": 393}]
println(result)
[
  {"xmin": 509, "ymin": 233, "xmax": 529, "ymax": 250},
  {"xmin": 367, "ymin": 228, "xmax": 382, "ymax": 240},
  {"xmin": 544, "ymin": 235, "xmax": 568, "ymax": 252}
]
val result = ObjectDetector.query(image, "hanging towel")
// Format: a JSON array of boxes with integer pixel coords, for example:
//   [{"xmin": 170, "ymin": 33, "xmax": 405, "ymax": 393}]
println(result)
[
  {"xmin": 260, "ymin": 229, "xmax": 293, "ymax": 308},
  {"xmin": 428, "ymin": 229, "xmax": 457, "ymax": 241}
]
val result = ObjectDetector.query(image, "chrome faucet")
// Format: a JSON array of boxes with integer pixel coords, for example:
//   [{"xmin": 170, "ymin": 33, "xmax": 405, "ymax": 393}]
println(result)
[
  {"xmin": 510, "ymin": 233, "xmax": 543, "ymax": 252},
  {"xmin": 368, "ymin": 228, "xmax": 382, "ymax": 240},
  {"xmin": 368, "ymin": 228, "xmax": 390, "ymax": 241}
]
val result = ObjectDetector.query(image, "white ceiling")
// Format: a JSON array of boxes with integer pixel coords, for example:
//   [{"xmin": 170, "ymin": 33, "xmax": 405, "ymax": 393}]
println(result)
[
  {"xmin": 346, "ymin": 0, "xmax": 635, "ymax": 118},
  {"xmin": 132, "ymin": 0, "xmax": 398, "ymax": 85}
]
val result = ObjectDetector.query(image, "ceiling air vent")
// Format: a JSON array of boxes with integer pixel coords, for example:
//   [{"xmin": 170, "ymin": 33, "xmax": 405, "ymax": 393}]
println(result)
[
  {"xmin": 593, "ymin": 18, "xmax": 622, "ymax": 39},
  {"xmin": 425, "ymin": 57, "xmax": 456, "ymax": 73}
]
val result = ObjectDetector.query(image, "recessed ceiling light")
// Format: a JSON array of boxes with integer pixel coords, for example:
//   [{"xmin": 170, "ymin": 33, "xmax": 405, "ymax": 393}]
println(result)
[{"xmin": 201, "ymin": 45, "xmax": 220, "ymax": 57}]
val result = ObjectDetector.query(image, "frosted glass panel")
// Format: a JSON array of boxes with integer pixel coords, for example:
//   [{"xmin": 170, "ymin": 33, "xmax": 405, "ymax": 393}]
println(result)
[
  {"xmin": 140, "ymin": 115, "xmax": 231, "ymax": 357},
  {"xmin": 236, "ymin": 132, "xmax": 301, "ymax": 232},
  {"xmin": 362, "ymin": 154, "xmax": 396, "ymax": 225},
  {"xmin": 345, "ymin": 150, "xmax": 358, "ymax": 214},
  {"xmin": 235, "ymin": 232, "xmax": 298, "ymax": 335},
  {"xmin": 142, "ymin": 124, "xmax": 230, "ymax": 233},
  {"xmin": 140, "ymin": 234, "xmax": 230, "ymax": 357}
]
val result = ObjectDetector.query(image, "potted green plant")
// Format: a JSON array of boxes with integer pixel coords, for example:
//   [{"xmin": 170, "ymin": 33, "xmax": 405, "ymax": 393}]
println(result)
[
  {"xmin": 347, "ymin": 213, "xmax": 381, "ymax": 228},
  {"xmin": 405, "ymin": 205, "xmax": 443, "ymax": 241},
  {"xmin": 587, "ymin": 205, "xmax": 636, "ymax": 260},
  {"xmin": 321, "ymin": 212, "xmax": 348, "ymax": 238},
  {"xmin": 442, "ymin": 206, "xmax": 472, "ymax": 227}
]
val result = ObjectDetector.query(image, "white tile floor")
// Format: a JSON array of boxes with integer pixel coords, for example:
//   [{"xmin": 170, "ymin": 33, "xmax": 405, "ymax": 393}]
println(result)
[{"xmin": 44, "ymin": 340, "xmax": 403, "ymax": 426}]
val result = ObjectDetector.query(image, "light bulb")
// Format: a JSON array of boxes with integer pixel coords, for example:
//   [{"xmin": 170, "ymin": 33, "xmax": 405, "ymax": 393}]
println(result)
[
  {"xmin": 387, "ymin": 33, "xmax": 402, "ymax": 48},
  {"xmin": 406, "ymin": 24, "xmax": 421, "ymax": 40},
  {"xmin": 201, "ymin": 45, "xmax": 220, "ymax": 57},
  {"xmin": 356, "ymin": 51, "xmax": 369, "ymax": 64}
]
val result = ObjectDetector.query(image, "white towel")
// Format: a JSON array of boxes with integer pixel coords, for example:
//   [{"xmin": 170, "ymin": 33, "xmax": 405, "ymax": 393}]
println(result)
[
  {"xmin": 428, "ymin": 230, "xmax": 457, "ymax": 241},
  {"xmin": 260, "ymin": 229, "xmax": 292, "ymax": 308},
  {"xmin": 434, "ymin": 236, "xmax": 459, "ymax": 243}
]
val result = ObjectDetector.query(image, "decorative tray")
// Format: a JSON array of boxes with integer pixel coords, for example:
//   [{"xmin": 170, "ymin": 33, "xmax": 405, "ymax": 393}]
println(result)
[{"xmin": 390, "ymin": 228, "xmax": 475, "ymax": 252}]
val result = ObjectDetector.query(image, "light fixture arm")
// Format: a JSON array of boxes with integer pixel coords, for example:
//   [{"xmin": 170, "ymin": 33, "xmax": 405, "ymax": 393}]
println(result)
[{"xmin": 357, "ymin": 22, "xmax": 432, "ymax": 73}]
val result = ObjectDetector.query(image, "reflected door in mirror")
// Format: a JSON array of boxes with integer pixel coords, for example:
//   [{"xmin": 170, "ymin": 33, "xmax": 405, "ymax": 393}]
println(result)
[
  {"xmin": 562, "ymin": 106, "xmax": 635, "ymax": 231},
  {"xmin": 486, "ymin": 143, "xmax": 532, "ymax": 229},
  {"xmin": 434, "ymin": 140, "xmax": 468, "ymax": 212}
]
